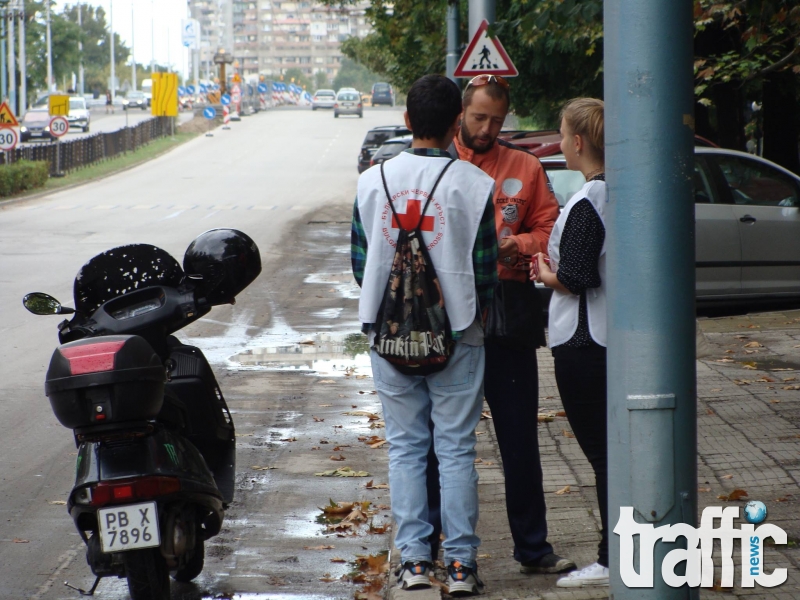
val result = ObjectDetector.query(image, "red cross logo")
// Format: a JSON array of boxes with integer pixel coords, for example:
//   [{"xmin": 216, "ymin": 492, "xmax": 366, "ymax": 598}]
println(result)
[{"xmin": 391, "ymin": 199, "xmax": 434, "ymax": 231}]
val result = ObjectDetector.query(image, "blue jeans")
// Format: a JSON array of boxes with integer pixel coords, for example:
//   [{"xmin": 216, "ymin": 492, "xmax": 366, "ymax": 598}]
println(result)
[{"xmin": 371, "ymin": 342, "xmax": 484, "ymax": 568}]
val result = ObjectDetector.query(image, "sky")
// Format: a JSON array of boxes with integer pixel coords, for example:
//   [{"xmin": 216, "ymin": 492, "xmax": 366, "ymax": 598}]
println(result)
[{"xmin": 56, "ymin": 0, "xmax": 192, "ymax": 77}]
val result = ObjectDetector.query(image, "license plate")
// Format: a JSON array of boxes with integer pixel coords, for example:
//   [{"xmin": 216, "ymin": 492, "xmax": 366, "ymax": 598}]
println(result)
[
  {"xmin": 98, "ymin": 501, "xmax": 160, "ymax": 553},
  {"xmin": 31, "ymin": 132, "xmax": 42, "ymax": 137},
  {"xmin": 343, "ymin": 103, "xmax": 353, "ymax": 107}
]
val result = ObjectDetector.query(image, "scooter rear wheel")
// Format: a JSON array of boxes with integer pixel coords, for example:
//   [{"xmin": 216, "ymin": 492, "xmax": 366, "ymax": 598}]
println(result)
[
  {"xmin": 124, "ymin": 548, "xmax": 170, "ymax": 600},
  {"xmin": 173, "ymin": 537, "xmax": 205, "ymax": 582}
]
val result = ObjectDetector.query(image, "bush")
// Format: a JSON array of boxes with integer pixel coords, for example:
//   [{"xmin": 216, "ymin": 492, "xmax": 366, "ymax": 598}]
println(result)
[{"xmin": 0, "ymin": 160, "xmax": 49, "ymax": 197}]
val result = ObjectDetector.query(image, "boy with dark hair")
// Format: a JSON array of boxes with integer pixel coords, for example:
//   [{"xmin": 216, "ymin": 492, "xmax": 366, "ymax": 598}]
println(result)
[{"xmin": 352, "ymin": 74, "xmax": 498, "ymax": 596}]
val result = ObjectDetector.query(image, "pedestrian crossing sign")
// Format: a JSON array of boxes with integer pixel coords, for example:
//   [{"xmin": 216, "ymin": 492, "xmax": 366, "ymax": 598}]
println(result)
[
  {"xmin": 0, "ymin": 101, "xmax": 19, "ymax": 126},
  {"xmin": 454, "ymin": 19, "xmax": 518, "ymax": 78}
]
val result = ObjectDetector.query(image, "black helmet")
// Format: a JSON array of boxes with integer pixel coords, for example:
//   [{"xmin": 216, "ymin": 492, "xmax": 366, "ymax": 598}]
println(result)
[{"xmin": 183, "ymin": 229, "xmax": 261, "ymax": 304}]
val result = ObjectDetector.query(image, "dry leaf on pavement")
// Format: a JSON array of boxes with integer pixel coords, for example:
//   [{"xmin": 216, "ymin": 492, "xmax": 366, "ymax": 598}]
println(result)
[
  {"xmin": 330, "ymin": 558, "xmax": 347, "ymax": 563},
  {"xmin": 366, "ymin": 480, "xmax": 389, "ymax": 490},
  {"xmin": 48, "ymin": 500, "xmax": 67, "ymax": 505},
  {"xmin": 321, "ymin": 500, "xmax": 355, "ymax": 515},
  {"xmin": 12, "ymin": 538, "xmax": 29, "ymax": 543},
  {"xmin": 717, "ymin": 489, "xmax": 748, "ymax": 501},
  {"xmin": 743, "ymin": 341, "xmax": 763, "ymax": 348},
  {"xmin": 554, "ymin": 485, "xmax": 571, "ymax": 495},
  {"xmin": 538, "ymin": 414, "xmax": 555, "ymax": 423},
  {"xmin": 330, "ymin": 454, "xmax": 346, "ymax": 461},
  {"xmin": 315, "ymin": 467, "xmax": 371, "ymax": 477},
  {"xmin": 784, "ymin": 385, "xmax": 800, "ymax": 390},
  {"xmin": 280, "ymin": 437, "xmax": 297, "ymax": 442},
  {"xmin": 562, "ymin": 430, "xmax": 575, "ymax": 438},
  {"xmin": 698, "ymin": 487, "xmax": 711, "ymax": 493},
  {"xmin": 345, "ymin": 411, "xmax": 381, "ymax": 420},
  {"xmin": 313, "ymin": 416, "xmax": 324, "ymax": 422},
  {"xmin": 304, "ymin": 545, "xmax": 335, "ymax": 550},
  {"xmin": 251, "ymin": 465, "xmax": 278, "ymax": 471}
]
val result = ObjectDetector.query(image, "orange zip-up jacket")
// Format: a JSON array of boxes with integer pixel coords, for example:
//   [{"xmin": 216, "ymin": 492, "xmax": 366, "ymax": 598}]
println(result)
[{"xmin": 453, "ymin": 136, "xmax": 560, "ymax": 282}]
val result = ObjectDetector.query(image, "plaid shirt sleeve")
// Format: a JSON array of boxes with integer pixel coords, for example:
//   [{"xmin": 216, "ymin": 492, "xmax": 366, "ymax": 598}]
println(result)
[
  {"xmin": 473, "ymin": 193, "xmax": 498, "ymax": 315},
  {"xmin": 351, "ymin": 197, "xmax": 367, "ymax": 287}
]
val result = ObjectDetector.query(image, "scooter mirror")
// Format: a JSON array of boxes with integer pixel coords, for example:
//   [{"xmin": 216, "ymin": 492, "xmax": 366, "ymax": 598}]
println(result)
[{"xmin": 22, "ymin": 292, "xmax": 75, "ymax": 315}]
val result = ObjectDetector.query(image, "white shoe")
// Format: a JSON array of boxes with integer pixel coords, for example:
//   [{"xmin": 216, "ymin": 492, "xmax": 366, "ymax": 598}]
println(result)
[{"xmin": 556, "ymin": 562, "xmax": 609, "ymax": 588}]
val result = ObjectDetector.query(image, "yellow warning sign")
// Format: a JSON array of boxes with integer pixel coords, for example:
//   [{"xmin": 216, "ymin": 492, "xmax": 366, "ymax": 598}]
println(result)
[
  {"xmin": 151, "ymin": 73, "xmax": 179, "ymax": 117},
  {"xmin": 48, "ymin": 94, "xmax": 70, "ymax": 116},
  {"xmin": 0, "ymin": 100, "xmax": 19, "ymax": 126}
]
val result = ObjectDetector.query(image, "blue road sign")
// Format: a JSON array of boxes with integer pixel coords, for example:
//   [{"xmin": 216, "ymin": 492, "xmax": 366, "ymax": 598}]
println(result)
[
  {"xmin": 258, "ymin": 83, "xmax": 268, "ymax": 94},
  {"xmin": 187, "ymin": 85, "xmax": 196, "ymax": 94},
  {"xmin": 200, "ymin": 84, "xmax": 208, "ymax": 93},
  {"xmin": 220, "ymin": 94, "xmax": 231, "ymax": 106},
  {"xmin": 178, "ymin": 86, "xmax": 187, "ymax": 96},
  {"xmin": 203, "ymin": 107, "xmax": 216, "ymax": 119}
]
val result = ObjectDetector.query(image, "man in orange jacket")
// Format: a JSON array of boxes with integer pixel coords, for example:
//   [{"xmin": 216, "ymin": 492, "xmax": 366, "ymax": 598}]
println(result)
[{"xmin": 449, "ymin": 75, "xmax": 575, "ymax": 575}]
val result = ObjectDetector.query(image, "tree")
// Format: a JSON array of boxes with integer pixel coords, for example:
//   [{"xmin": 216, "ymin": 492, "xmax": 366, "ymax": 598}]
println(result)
[
  {"xmin": 332, "ymin": 57, "xmax": 381, "ymax": 93},
  {"xmin": 282, "ymin": 67, "xmax": 312, "ymax": 90},
  {"xmin": 314, "ymin": 71, "xmax": 330, "ymax": 91}
]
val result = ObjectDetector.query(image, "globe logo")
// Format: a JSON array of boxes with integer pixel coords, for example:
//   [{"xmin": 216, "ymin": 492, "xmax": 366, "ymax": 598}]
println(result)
[{"xmin": 744, "ymin": 500, "xmax": 767, "ymax": 524}]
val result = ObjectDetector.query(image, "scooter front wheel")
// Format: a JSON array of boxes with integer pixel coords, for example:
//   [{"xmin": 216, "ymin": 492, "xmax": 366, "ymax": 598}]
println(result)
[{"xmin": 124, "ymin": 548, "xmax": 170, "ymax": 600}]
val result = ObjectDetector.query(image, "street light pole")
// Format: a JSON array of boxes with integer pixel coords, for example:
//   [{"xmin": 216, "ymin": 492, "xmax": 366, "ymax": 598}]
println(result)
[
  {"xmin": 1, "ymin": 4, "xmax": 7, "ymax": 101},
  {"xmin": 150, "ymin": 0, "xmax": 155, "ymax": 74},
  {"xmin": 17, "ymin": 0, "xmax": 24, "ymax": 114},
  {"xmin": 131, "ymin": 2, "xmax": 135, "ymax": 91},
  {"xmin": 78, "ymin": 1, "xmax": 84, "ymax": 95},
  {"xmin": 109, "ymin": 0, "xmax": 115, "ymax": 102},
  {"xmin": 8, "ymin": 3, "xmax": 16, "ymax": 112},
  {"xmin": 45, "ymin": 0, "xmax": 53, "ymax": 91}
]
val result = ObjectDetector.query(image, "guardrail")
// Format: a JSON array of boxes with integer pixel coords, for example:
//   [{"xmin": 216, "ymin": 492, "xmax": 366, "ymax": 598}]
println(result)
[{"xmin": 0, "ymin": 116, "xmax": 174, "ymax": 175}]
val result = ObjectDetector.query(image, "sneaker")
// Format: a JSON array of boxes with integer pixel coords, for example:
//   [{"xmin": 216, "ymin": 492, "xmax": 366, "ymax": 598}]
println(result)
[
  {"xmin": 520, "ymin": 552, "xmax": 576, "ymax": 574},
  {"xmin": 446, "ymin": 561, "xmax": 484, "ymax": 596},
  {"xmin": 395, "ymin": 561, "xmax": 432, "ymax": 590},
  {"xmin": 556, "ymin": 562, "xmax": 609, "ymax": 588}
]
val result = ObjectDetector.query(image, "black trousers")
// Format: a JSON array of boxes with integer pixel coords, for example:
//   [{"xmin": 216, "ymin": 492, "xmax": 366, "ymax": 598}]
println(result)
[
  {"xmin": 484, "ymin": 338, "xmax": 553, "ymax": 563},
  {"xmin": 552, "ymin": 343, "xmax": 608, "ymax": 567}
]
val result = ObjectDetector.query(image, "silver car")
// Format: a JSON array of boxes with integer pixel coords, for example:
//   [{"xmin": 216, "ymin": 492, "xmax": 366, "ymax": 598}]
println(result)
[
  {"xmin": 312, "ymin": 89, "xmax": 336, "ymax": 110},
  {"xmin": 334, "ymin": 91, "xmax": 363, "ymax": 118},
  {"xmin": 67, "ymin": 96, "xmax": 90, "ymax": 132},
  {"xmin": 542, "ymin": 148, "xmax": 800, "ymax": 309}
]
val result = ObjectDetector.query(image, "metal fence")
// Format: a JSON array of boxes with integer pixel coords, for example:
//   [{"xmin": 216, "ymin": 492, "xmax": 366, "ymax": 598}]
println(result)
[{"xmin": 0, "ymin": 117, "xmax": 174, "ymax": 175}]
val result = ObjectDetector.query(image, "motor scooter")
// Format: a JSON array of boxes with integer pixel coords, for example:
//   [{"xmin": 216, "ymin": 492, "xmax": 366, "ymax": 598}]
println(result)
[{"xmin": 23, "ymin": 229, "xmax": 261, "ymax": 599}]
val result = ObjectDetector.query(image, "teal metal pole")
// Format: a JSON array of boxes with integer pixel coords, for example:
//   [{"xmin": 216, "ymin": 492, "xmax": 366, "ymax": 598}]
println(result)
[
  {"xmin": 446, "ymin": 0, "xmax": 459, "ymax": 83},
  {"xmin": 1, "ymin": 10, "xmax": 6, "ymax": 101},
  {"xmin": 604, "ymin": 1, "xmax": 698, "ymax": 598}
]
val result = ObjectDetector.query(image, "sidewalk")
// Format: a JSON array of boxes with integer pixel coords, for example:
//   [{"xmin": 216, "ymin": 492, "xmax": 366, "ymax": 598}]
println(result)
[{"xmin": 389, "ymin": 309, "xmax": 800, "ymax": 600}]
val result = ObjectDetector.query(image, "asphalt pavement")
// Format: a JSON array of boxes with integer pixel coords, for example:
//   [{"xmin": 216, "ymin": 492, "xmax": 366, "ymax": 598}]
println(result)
[{"xmin": 0, "ymin": 103, "xmax": 798, "ymax": 600}]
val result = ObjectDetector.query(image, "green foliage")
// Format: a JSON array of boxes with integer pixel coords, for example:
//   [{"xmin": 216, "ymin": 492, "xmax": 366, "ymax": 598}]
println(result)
[
  {"xmin": 282, "ymin": 67, "xmax": 313, "ymax": 90},
  {"xmin": 332, "ymin": 57, "xmax": 381, "ymax": 93},
  {"xmin": 0, "ymin": 160, "xmax": 50, "ymax": 197},
  {"xmin": 314, "ymin": 71, "xmax": 331, "ymax": 91}
]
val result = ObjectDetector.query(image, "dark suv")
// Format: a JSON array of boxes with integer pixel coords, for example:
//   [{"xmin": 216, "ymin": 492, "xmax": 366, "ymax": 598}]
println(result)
[
  {"xmin": 358, "ymin": 125, "xmax": 411, "ymax": 172},
  {"xmin": 371, "ymin": 82, "xmax": 394, "ymax": 106}
]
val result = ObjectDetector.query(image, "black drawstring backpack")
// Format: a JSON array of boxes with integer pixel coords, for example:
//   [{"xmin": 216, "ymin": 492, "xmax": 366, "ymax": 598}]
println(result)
[{"xmin": 374, "ymin": 159, "xmax": 456, "ymax": 375}]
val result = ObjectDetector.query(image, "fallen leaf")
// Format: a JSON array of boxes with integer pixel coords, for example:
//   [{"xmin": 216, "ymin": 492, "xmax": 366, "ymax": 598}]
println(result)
[
  {"xmin": 280, "ymin": 437, "xmax": 297, "ymax": 442},
  {"xmin": 365, "ymin": 480, "xmax": 389, "ymax": 490},
  {"xmin": 369, "ymin": 421, "xmax": 385, "ymax": 429},
  {"xmin": 236, "ymin": 433, "xmax": 254, "ymax": 437},
  {"xmin": 313, "ymin": 416, "xmax": 325, "ymax": 422},
  {"xmin": 555, "ymin": 410, "xmax": 567, "ymax": 417},
  {"xmin": 319, "ymin": 404, "xmax": 332, "ymax": 407},
  {"xmin": 717, "ymin": 489, "xmax": 748, "ymax": 501},
  {"xmin": 311, "ymin": 446, "xmax": 320, "ymax": 450},
  {"xmin": 12, "ymin": 538, "xmax": 29, "ymax": 543},
  {"xmin": 725, "ymin": 350, "xmax": 734, "ymax": 354},
  {"xmin": 715, "ymin": 358, "xmax": 735, "ymax": 363},
  {"xmin": 562, "ymin": 429, "xmax": 575, "ymax": 438},
  {"xmin": 321, "ymin": 500, "xmax": 355, "ymax": 515},
  {"xmin": 771, "ymin": 368, "xmax": 794, "ymax": 371},
  {"xmin": 480, "ymin": 411, "xmax": 492, "ymax": 419},
  {"xmin": 755, "ymin": 377, "xmax": 775, "ymax": 383},
  {"xmin": 733, "ymin": 379, "xmax": 750, "ymax": 386},
  {"xmin": 554, "ymin": 485, "xmax": 571, "ymax": 495},
  {"xmin": 745, "ymin": 350, "xmax": 756, "ymax": 354},
  {"xmin": 742, "ymin": 363, "xmax": 757, "ymax": 370},
  {"xmin": 318, "ymin": 379, "xmax": 336, "ymax": 384},
  {"xmin": 345, "ymin": 411, "xmax": 381, "ymax": 420},
  {"xmin": 783, "ymin": 377, "xmax": 797, "ymax": 382},
  {"xmin": 771, "ymin": 399, "xmax": 781, "ymax": 403},
  {"xmin": 319, "ymin": 575, "xmax": 339, "ymax": 582},
  {"xmin": 330, "ymin": 454, "xmax": 346, "ymax": 461},
  {"xmin": 474, "ymin": 458, "xmax": 483, "ymax": 464},
  {"xmin": 369, "ymin": 521, "xmax": 391, "ymax": 534},
  {"xmin": 315, "ymin": 467, "xmax": 370, "ymax": 477},
  {"xmin": 330, "ymin": 557, "xmax": 347, "ymax": 563},
  {"xmin": 538, "ymin": 414, "xmax": 554, "ymax": 423},
  {"xmin": 747, "ymin": 324, "xmax": 760, "ymax": 328},
  {"xmin": 369, "ymin": 440, "xmax": 387, "ymax": 449},
  {"xmin": 744, "ymin": 341, "xmax": 764, "ymax": 348},
  {"xmin": 299, "ymin": 340, "xmax": 315, "ymax": 345},
  {"xmin": 332, "ymin": 445, "xmax": 351, "ymax": 451},
  {"xmin": 784, "ymin": 385, "xmax": 800, "ymax": 390},
  {"xmin": 698, "ymin": 487, "xmax": 712, "ymax": 493},
  {"xmin": 775, "ymin": 497, "xmax": 789, "ymax": 502},
  {"xmin": 706, "ymin": 408, "xmax": 715, "ymax": 415},
  {"xmin": 251, "ymin": 465, "xmax": 278, "ymax": 471},
  {"xmin": 304, "ymin": 545, "xmax": 335, "ymax": 550},
  {"xmin": 721, "ymin": 474, "xmax": 734, "ymax": 479},
  {"xmin": 477, "ymin": 553, "xmax": 491, "ymax": 559},
  {"xmin": 476, "ymin": 431, "xmax": 485, "ymax": 436},
  {"xmin": 333, "ymin": 425, "xmax": 343, "ymax": 429},
  {"xmin": 710, "ymin": 388, "xmax": 722, "ymax": 392},
  {"xmin": 48, "ymin": 500, "xmax": 67, "ymax": 505}
]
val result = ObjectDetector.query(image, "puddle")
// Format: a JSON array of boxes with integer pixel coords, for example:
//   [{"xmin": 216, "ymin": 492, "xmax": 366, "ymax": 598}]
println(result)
[
  {"xmin": 304, "ymin": 272, "xmax": 360, "ymax": 299},
  {"xmin": 233, "ymin": 331, "xmax": 372, "ymax": 377},
  {"xmin": 740, "ymin": 357, "xmax": 799, "ymax": 371},
  {"xmin": 282, "ymin": 510, "xmax": 332, "ymax": 538},
  {"xmin": 202, "ymin": 595, "xmax": 333, "ymax": 600},
  {"xmin": 312, "ymin": 308, "xmax": 344, "ymax": 319}
]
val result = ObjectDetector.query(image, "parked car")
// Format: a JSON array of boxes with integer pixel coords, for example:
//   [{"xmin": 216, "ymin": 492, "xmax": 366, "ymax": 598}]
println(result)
[
  {"xmin": 371, "ymin": 82, "xmax": 394, "ymax": 106},
  {"xmin": 123, "ymin": 90, "xmax": 148, "ymax": 110},
  {"xmin": 368, "ymin": 135, "xmax": 413, "ymax": 168},
  {"xmin": 67, "ymin": 96, "xmax": 90, "ymax": 132},
  {"xmin": 358, "ymin": 125, "xmax": 411, "ymax": 172},
  {"xmin": 312, "ymin": 89, "xmax": 336, "ymax": 110},
  {"xmin": 541, "ymin": 148, "xmax": 800, "ymax": 309},
  {"xmin": 20, "ymin": 108, "xmax": 55, "ymax": 142},
  {"xmin": 334, "ymin": 90, "xmax": 363, "ymax": 118}
]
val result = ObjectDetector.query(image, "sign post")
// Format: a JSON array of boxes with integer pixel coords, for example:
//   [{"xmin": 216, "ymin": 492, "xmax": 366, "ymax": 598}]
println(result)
[
  {"xmin": 220, "ymin": 93, "xmax": 231, "ymax": 129},
  {"xmin": 49, "ymin": 115, "xmax": 69, "ymax": 177},
  {"xmin": 453, "ymin": 19, "xmax": 518, "ymax": 78},
  {"xmin": 0, "ymin": 127, "xmax": 18, "ymax": 164},
  {"xmin": 203, "ymin": 106, "xmax": 216, "ymax": 137}
]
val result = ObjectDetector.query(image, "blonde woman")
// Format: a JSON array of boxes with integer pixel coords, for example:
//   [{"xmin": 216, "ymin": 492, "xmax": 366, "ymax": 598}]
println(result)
[{"xmin": 531, "ymin": 98, "xmax": 609, "ymax": 588}]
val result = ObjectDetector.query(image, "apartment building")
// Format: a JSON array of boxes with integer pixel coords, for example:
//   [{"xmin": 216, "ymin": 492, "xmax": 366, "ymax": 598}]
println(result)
[{"xmin": 190, "ymin": 0, "xmax": 371, "ymax": 82}]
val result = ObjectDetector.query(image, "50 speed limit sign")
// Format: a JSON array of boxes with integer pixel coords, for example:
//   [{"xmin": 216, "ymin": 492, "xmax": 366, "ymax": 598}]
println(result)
[
  {"xmin": 0, "ymin": 127, "xmax": 18, "ymax": 151},
  {"xmin": 49, "ymin": 115, "xmax": 69, "ymax": 138}
]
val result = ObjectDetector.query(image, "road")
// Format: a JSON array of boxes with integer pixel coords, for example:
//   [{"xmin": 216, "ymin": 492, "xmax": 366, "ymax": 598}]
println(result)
[
  {"xmin": 20, "ymin": 108, "xmax": 194, "ymax": 147},
  {"xmin": 0, "ymin": 105, "xmax": 403, "ymax": 598}
]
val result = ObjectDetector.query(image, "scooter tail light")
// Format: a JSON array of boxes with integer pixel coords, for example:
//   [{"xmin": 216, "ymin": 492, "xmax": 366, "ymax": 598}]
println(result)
[
  {"xmin": 59, "ymin": 341, "xmax": 126, "ymax": 375},
  {"xmin": 89, "ymin": 476, "xmax": 181, "ymax": 507}
]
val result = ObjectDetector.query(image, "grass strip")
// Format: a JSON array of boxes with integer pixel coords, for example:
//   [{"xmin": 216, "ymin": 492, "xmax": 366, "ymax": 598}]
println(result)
[{"xmin": 42, "ymin": 131, "xmax": 200, "ymax": 191}]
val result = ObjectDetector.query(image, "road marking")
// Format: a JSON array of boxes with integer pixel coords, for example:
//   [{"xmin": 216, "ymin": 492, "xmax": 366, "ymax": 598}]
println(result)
[
  {"xmin": 250, "ymin": 205, "xmax": 278, "ymax": 210},
  {"xmin": 203, "ymin": 210, "xmax": 219, "ymax": 219},
  {"xmin": 209, "ymin": 205, "xmax": 238, "ymax": 210},
  {"xmin": 131, "ymin": 204, "xmax": 159, "ymax": 210},
  {"xmin": 30, "ymin": 542, "xmax": 82, "ymax": 600},
  {"xmin": 52, "ymin": 205, "xmax": 81, "ymax": 210},
  {"xmin": 161, "ymin": 210, "xmax": 184, "ymax": 220},
  {"xmin": 91, "ymin": 205, "xmax": 118, "ymax": 210}
]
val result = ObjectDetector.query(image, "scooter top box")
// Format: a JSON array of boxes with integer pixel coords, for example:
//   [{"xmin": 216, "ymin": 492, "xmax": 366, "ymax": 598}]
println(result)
[{"xmin": 45, "ymin": 335, "xmax": 166, "ymax": 429}]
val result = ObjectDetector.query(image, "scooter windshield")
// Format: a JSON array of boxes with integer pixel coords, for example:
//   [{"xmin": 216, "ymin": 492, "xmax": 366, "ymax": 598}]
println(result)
[{"xmin": 73, "ymin": 244, "xmax": 184, "ymax": 315}]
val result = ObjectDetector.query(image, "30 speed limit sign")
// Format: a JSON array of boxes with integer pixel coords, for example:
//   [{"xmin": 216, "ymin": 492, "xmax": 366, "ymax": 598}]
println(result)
[
  {"xmin": 0, "ymin": 127, "xmax": 18, "ymax": 151},
  {"xmin": 49, "ymin": 115, "xmax": 69, "ymax": 138}
]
